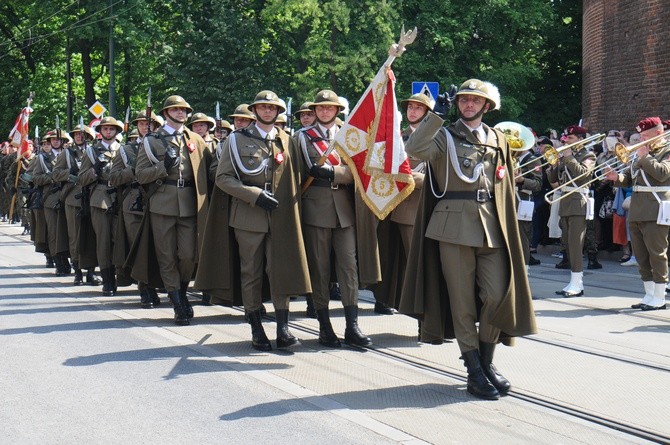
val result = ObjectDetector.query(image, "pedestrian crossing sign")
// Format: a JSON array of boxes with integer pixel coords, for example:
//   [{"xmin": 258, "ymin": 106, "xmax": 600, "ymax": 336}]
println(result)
[{"xmin": 411, "ymin": 82, "xmax": 439, "ymax": 104}]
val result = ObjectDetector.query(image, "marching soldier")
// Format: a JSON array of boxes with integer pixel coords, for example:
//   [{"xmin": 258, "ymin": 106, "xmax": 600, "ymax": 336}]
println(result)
[
  {"xmin": 32, "ymin": 130, "xmax": 71, "ymax": 276},
  {"xmin": 52, "ymin": 124, "xmax": 101, "ymax": 286},
  {"xmin": 209, "ymin": 90, "xmax": 310, "ymax": 350},
  {"xmin": 605, "ymin": 117, "xmax": 670, "ymax": 311},
  {"xmin": 133, "ymin": 95, "xmax": 209, "ymax": 325},
  {"xmin": 78, "ymin": 116, "xmax": 124, "ymax": 296},
  {"xmin": 400, "ymin": 79, "xmax": 537, "ymax": 400},
  {"xmin": 213, "ymin": 119, "xmax": 233, "ymax": 142},
  {"xmin": 297, "ymin": 89, "xmax": 372, "ymax": 348},
  {"xmin": 547, "ymin": 125, "xmax": 596, "ymax": 297},
  {"xmin": 109, "ymin": 111, "xmax": 162, "ymax": 308}
]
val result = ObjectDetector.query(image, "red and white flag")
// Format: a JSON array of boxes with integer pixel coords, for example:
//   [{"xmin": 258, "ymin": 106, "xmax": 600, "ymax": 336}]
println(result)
[
  {"xmin": 8, "ymin": 106, "xmax": 32, "ymax": 156},
  {"xmin": 333, "ymin": 65, "xmax": 415, "ymax": 220}
]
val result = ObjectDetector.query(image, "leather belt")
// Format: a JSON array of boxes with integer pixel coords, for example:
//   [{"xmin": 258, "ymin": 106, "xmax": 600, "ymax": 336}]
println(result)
[
  {"xmin": 158, "ymin": 178, "xmax": 194, "ymax": 188},
  {"xmin": 442, "ymin": 190, "xmax": 493, "ymax": 202}
]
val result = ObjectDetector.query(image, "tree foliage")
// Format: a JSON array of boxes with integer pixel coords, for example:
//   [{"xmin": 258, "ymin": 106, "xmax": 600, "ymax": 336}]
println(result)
[{"xmin": 0, "ymin": 0, "xmax": 581, "ymax": 137}]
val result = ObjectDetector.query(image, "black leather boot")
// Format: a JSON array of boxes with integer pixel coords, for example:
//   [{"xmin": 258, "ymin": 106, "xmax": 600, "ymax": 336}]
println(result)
[
  {"xmin": 168, "ymin": 290, "xmax": 189, "ymax": 326},
  {"xmin": 275, "ymin": 309, "xmax": 298, "ymax": 348},
  {"xmin": 343, "ymin": 305, "xmax": 372, "ymax": 347},
  {"xmin": 60, "ymin": 254, "xmax": 72, "ymax": 275},
  {"xmin": 72, "ymin": 261, "xmax": 83, "ymax": 286},
  {"xmin": 147, "ymin": 287, "xmax": 161, "ymax": 306},
  {"xmin": 587, "ymin": 253, "xmax": 602, "ymax": 270},
  {"xmin": 21, "ymin": 223, "xmax": 29, "ymax": 235},
  {"xmin": 86, "ymin": 269, "xmax": 102, "ymax": 286},
  {"xmin": 316, "ymin": 307, "xmax": 341, "ymax": 347},
  {"xmin": 461, "ymin": 350, "xmax": 500, "ymax": 400},
  {"xmin": 247, "ymin": 309, "xmax": 271, "ymax": 351},
  {"xmin": 329, "ymin": 282, "xmax": 341, "ymax": 301},
  {"xmin": 45, "ymin": 255, "xmax": 55, "ymax": 268},
  {"xmin": 139, "ymin": 282, "xmax": 153, "ymax": 309},
  {"xmin": 55, "ymin": 255, "xmax": 67, "ymax": 276},
  {"xmin": 374, "ymin": 301, "xmax": 396, "ymax": 315},
  {"xmin": 479, "ymin": 342, "xmax": 511, "ymax": 395},
  {"xmin": 101, "ymin": 268, "xmax": 115, "ymax": 296},
  {"xmin": 201, "ymin": 292, "xmax": 212, "ymax": 306},
  {"xmin": 180, "ymin": 282, "xmax": 193, "ymax": 319},
  {"xmin": 305, "ymin": 295, "xmax": 317, "ymax": 318},
  {"xmin": 555, "ymin": 251, "xmax": 570, "ymax": 269}
]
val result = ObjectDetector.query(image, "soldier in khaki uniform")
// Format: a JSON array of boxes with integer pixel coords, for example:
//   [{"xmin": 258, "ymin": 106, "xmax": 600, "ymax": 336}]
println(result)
[
  {"xmin": 294, "ymin": 102, "xmax": 316, "ymax": 129},
  {"xmin": 606, "ymin": 117, "xmax": 670, "ymax": 311},
  {"xmin": 78, "ymin": 117, "xmax": 123, "ymax": 295},
  {"xmin": 400, "ymin": 79, "xmax": 536, "ymax": 400},
  {"xmin": 32, "ymin": 130, "xmax": 71, "ymax": 276},
  {"xmin": 229, "ymin": 104, "xmax": 256, "ymax": 131},
  {"xmin": 52, "ymin": 124, "xmax": 101, "ymax": 286},
  {"xmin": 297, "ymin": 89, "xmax": 372, "ymax": 348},
  {"xmin": 109, "ymin": 111, "xmax": 162, "ymax": 308},
  {"xmin": 547, "ymin": 125, "xmax": 596, "ymax": 297},
  {"xmin": 134, "ymin": 96, "xmax": 209, "ymax": 325},
  {"xmin": 214, "ymin": 90, "xmax": 310, "ymax": 350}
]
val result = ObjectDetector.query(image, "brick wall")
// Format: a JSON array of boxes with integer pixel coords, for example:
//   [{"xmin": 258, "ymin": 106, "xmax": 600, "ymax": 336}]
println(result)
[{"xmin": 583, "ymin": 0, "xmax": 670, "ymax": 132}]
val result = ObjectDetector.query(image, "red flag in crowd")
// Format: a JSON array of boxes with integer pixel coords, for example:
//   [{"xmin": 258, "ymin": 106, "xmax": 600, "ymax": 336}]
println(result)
[{"xmin": 8, "ymin": 105, "xmax": 32, "ymax": 156}]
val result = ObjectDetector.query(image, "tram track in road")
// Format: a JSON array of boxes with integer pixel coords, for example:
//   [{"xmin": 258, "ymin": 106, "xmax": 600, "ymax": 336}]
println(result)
[{"xmin": 240, "ymin": 306, "xmax": 670, "ymax": 444}]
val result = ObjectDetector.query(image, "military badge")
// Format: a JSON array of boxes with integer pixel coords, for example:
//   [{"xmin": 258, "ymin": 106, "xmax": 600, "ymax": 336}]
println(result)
[
  {"xmin": 275, "ymin": 151, "xmax": 284, "ymax": 164},
  {"xmin": 496, "ymin": 165, "xmax": 506, "ymax": 180},
  {"xmin": 187, "ymin": 142, "xmax": 196, "ymax": 153}
]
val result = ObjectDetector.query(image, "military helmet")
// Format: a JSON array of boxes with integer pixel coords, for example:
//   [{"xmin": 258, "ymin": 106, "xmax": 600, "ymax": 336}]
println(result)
[
  {"xmin": 127, "ymin": 128, "xmax": 140, "ymax": 140},
  {"xmin": 94, "ymin": 116, "xmax": 124, "ymax": 133},
  {"xmin": 275, "ymin": 114, "xmax": 287, "ymax": 124},
  {"xmin": 219, "ymin": 120, "xmax": 234, "ymax": 131},
  {"xmin": 188, "ymin": 112, "xmax": 215, "ymax": 130},
  {"xmin": 152, "ymin": 115, "xmax": 165, "ymax": 127},
  {"xmin": 42, "ymin": 131, "xmax": 54, "ymax": 143},
  {"xmin": 294, "ymin": 102, "xmax": 314, "ymax": 118},
  {"xmin": 248, "ymin": 91, "xmax": 286, "ymax": 114},
  {"xmin": 46, "ymin": 129, "xmax": 70, "ymax": 142},
  {"xmin": 400, "ymin": 93, "xmax": 435, "ymax": 111},
  {"xmin": 69, "ymin": 124, "xmax": 96, "ymax": 141},
  {"xmin": 309, "ymin": 90, "xmax": 344, "ymax": 111},
  {"xmin": 160, "ymin": 95, "xmax": 193, "ymax": 114},
  {"xmin": 132, "ymin": 110, "xmax": 160, "ymax": 125},
  {"xmin": 229, "ymin": 104, "xmax": 256, "ymax": 120},
  {"xmin": 455, "ymin": 79, "xmax": 499, "ymax": 110}
]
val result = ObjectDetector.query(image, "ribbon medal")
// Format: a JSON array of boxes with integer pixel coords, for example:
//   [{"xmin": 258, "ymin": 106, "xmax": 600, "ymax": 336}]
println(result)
[
  {"xmin": 275, "ymin": 152, "xmax": 284, "ymax": 165},
  {"xmin": 187, "ymin": 142, "xmax": 196, "ymax": 153},
  {"xmin": 496, "ymin": 165, "xmax": 506, "ymax": 180}
]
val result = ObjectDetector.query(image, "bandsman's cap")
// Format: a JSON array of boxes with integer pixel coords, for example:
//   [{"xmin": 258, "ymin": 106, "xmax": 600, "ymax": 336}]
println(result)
[
  {"xmin": 248, "ymin": 91, "xmax": 286, "ymax": 114},
  {"xmin": 160, "ymin": 95, "xmax": 193, "ymax": 114},
  {"xmin": 636, "ymin": 117, "xmax": 662, "ymax": 133},
  {"xmin": 564, "ymin": 125, "xmax": 588, "ymax": 137}
]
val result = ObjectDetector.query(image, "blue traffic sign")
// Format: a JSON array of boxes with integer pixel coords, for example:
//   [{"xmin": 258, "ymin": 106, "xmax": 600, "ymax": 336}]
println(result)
[{"xmin": 411, "ymin": 82, "xmax": 439, "ymax": 103}]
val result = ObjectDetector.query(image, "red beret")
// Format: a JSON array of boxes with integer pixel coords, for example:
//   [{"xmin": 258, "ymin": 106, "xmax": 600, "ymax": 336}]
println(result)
[
  {"xmin": 636, "ymin": 117, "xmax": 662, "ymax": 133},
  {"xmin": 564, "ymin": 125, "xmax": 587, "ymax": 136}
]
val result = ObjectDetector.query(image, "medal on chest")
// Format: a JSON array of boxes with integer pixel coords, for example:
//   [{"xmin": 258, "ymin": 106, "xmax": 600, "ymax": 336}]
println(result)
[
  {"xmin": 275, "ymin": 151, "xmax": 284, "ymax": 165},
  {"xmin": 496, "ymin": 165, "xmax": 506, "ymax": 180}
]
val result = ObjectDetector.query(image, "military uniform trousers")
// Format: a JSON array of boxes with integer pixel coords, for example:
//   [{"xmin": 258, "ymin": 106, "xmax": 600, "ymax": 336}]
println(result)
[
  {"xmin": 150, "ymin": 212, "xmax": 196, "ymax": 292},
  {"xmin": 397, "ymin": 223, "xmax": 414, "ymax": 257},
  {"xmin": 303, "ymin": 224, "xmax": 358, "ymax": 310},
  {"xmin": 561, "ymin": 215, "xmax": 587, "ymax": 272},
  {"xmin": 123, "ymin": 210, "xmax": 142, "ymax": 247},
  {"xmin": 91, "ymin": 207, "xmax": 116, "ymax": 269},
  {"xmin": 64, "ymin": 203, "xmax": 81, "ymax": 261},
  {"xmin": 629, "ymin": 220, "xmax": 669, "ymax": 283},
  {"xmin": 233, "ymin": 228, "xmax": 290, "ymax": 311},
  {"xmin": 438, "ymin": 242, "xmax": 508, "ymax": 352},
  {"xmin": 43, "ymin": 207, "xmax": 60, "ymax": 256},
  {"xmin": 518, "ymin": 220, "xmax": 532, "ymax": 265}
]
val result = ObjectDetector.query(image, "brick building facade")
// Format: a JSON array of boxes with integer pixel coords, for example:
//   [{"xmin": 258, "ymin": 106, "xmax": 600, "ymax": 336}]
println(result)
[{"xmin": 583, "ymin": 0, "xmax": 670, "ymax": 132}]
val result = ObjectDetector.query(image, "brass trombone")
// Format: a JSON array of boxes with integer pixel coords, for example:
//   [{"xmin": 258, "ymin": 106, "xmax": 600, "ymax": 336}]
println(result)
[
  {"xmin": 516, "ymin": 133, "xmax": 606, "ymax": 178},
  {"xmin": 544, "ymin": 130, "xmax": 670, "ymax": 204}
]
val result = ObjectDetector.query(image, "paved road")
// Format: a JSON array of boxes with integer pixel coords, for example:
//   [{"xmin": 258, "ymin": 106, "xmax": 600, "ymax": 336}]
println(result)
[{"xmin": 0, "ymin": 222, "xmax": 668, "ymax": 444}]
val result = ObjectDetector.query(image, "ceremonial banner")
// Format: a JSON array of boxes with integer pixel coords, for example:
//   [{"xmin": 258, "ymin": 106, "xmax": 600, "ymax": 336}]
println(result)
[
  {"xmin": 8, "ymin": 105, "xmax": 32, "ymax": 155},
  {"xmin": 333, "ymin": 41, "xmax": 416, "ymax": 220}
]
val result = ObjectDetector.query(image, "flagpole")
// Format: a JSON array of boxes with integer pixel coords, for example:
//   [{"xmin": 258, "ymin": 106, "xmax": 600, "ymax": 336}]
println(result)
[{"xmin": 8, "ymin": 92, "xmax": 34, "ymax": 222}]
